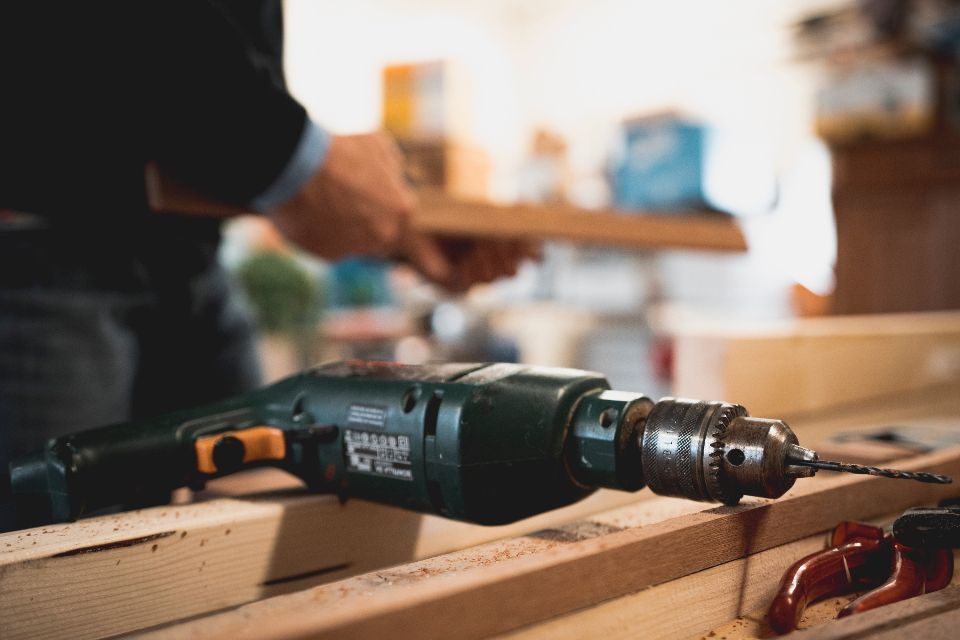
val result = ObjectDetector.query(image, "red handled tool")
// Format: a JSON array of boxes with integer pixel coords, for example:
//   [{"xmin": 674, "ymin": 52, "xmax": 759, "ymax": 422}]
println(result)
[{"xmin": 767, "ymin": 518, "xmax": 955, "ymax": 634}]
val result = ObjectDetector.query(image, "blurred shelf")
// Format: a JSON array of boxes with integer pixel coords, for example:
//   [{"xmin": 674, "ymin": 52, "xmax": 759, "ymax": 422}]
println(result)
[{"xmin": 416, "ymin": 190, "xmax": 747, "ymax": 253}]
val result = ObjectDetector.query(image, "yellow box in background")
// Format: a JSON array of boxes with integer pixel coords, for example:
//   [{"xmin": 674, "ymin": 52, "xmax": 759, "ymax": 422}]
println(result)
[
  {"xmin": 382, "ymin": 61, "xmax": 446, "ymax": 141},
  {"xmin": 382, "ymin": 61, "xmax": 488, "ymax": 199}
]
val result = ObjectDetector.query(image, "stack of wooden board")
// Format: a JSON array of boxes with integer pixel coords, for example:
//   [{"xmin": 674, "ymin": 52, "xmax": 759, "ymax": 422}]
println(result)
[{"xmin": 3, "ymin": 311, "xmax": 960, "ymax": 639}]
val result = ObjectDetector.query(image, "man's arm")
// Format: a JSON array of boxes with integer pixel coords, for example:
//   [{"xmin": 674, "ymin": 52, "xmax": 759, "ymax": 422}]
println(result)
[
  {"xmin": 140, "ymin": 0, "xmax": 312, "ymax": 207},
  {"xmin": 140, "ymin": 0, "xmax": 532, "ymax": 288}
]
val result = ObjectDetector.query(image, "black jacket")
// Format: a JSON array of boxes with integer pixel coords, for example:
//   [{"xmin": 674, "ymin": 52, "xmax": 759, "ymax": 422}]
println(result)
[{"xmin": 0, "ymin": 1, "xmax": 307, "ymax": 223}]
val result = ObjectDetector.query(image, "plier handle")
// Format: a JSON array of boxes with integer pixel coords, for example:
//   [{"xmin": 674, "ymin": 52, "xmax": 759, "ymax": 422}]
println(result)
[{"xmin": 767, "ymin": 520, "xmax": 954, "ymax": 634}]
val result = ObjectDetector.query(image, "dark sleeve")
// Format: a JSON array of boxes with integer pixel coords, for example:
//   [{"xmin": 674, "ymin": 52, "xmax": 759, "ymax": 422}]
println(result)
[
  {"xmin": 0, "ymin": 1, "xmax": 308, "ymax": 219},
  {"xmin": 140, "ymin": 0, "xmax": 310, "ymax": 206}
]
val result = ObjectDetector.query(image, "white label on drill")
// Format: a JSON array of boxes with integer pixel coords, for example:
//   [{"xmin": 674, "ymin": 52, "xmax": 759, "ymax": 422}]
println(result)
[
  {"xmin": 344, "ymin": 429, "xmax": 413, "ymax": 481},
  {"xmin": 347, "ymin": 404, "xmax": 388, "ymax": 429}
]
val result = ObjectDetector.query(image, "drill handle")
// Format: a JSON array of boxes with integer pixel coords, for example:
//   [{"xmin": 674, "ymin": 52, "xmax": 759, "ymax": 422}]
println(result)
[{"xmin": 8, "ymin": 382, "xmax": 308, "ymax": 528}]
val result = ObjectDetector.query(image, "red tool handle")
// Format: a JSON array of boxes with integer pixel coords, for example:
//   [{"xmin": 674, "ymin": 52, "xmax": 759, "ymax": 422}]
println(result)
[
  {"xmin": 839, "ymin": 539, "xmax": 925, "ymax": 617},
  {"xmin": 768, "ymin": 522, "xmax": 888, "ymax": 634},
  {"xmin": 839, "ymin": 540, "xmax": 954, "ymax": 616},
  {"xmin": 925, "ymin": 547, "xmax": 955, "ymax": 591},
  {"xmin": 768, "ymin": 521, "xmax": 955, "ymax": 634},
  {"xmin": 767, "ymin": 538, "xmax": 888, "ymax": 634}
]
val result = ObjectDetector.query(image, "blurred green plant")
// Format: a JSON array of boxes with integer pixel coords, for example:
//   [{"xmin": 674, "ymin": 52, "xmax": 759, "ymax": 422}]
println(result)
[{"xmin": 235, "ymin": 251, "xmax": 324, "ymax": 335}]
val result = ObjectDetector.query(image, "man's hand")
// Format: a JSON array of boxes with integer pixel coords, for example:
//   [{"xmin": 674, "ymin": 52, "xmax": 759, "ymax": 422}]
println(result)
[
  {"xmin": 270, "ymin": 132, "xmax": 537, "ymax": 290},
  {"xmin": 269, "ymin": 132, "xmax": 416, "ymax": 262}
]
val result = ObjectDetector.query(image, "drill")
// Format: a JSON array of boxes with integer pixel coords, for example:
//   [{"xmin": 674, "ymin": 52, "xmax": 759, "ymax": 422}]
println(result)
[{"xmin": 5, "ymin": 361, "xmax": 949, "ymax": 529}]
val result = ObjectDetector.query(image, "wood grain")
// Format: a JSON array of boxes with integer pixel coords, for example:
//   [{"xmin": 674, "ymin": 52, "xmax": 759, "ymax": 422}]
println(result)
[
  {"xmin": 0, "ymin": 484, "xmax": 644, "ymax": 640},
  {"xmin": 500, "ymin": 532, "xmax": 830, "ymax": 640},
  {"xmin": 138, "ymin": 445, "xmax": 960, "ymax": 640},
  {"xmin": 5, "ymin": 377, "xmax": 958, "ymax": 639},
  {"xmin": 672, "ymin": 310, "xmax": 960, "ymax": 418}
]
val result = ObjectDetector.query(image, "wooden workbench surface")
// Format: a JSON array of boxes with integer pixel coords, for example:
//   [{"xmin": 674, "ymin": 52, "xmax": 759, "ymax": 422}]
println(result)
[
  {"xmin": 137, "ymin": 442, "xmax": 960, "ymax": 639},
  {"xmin": 5, "ymin": 307, "xmax": 960, "ymax": 639},
  {"xmin": 4, "ymin": 383, "xmax": 958, "ymax": 640}
]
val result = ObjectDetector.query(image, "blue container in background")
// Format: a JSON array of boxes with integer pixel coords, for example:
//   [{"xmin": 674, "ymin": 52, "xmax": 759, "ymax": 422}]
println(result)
[
  {"xmin": 611, "ymin": 115, "xmax": 707, "ymax": 211},
  {"xmin": 329, "ymin": 258, "xmax": 393, "ymax": 308}
]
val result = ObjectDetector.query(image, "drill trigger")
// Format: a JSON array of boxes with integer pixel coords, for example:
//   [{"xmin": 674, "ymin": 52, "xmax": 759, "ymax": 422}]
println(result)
[{"xmin": 194, "ymin": 426, "xmax": 287, "ymax": 475}]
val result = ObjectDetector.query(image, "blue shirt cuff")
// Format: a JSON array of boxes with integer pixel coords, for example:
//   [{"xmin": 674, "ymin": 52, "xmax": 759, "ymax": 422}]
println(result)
[{"xmin": 250, "ymin": 119, "xmax": 330, "ymax": 213}]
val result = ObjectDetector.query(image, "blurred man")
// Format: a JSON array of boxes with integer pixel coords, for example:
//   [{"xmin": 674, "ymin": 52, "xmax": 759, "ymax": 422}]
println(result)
[{"xmin": 0, "ymin": 0, "xmax": 526, "ymax": 508}]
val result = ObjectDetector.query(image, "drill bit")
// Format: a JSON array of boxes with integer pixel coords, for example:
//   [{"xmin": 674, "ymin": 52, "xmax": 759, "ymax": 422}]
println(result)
[{"xmin": 793, "ymin": 458, "xmax": 952, "ymax": 485}]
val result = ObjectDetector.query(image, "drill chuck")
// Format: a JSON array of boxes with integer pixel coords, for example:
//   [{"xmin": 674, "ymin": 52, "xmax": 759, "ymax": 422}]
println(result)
[
  {"xmin": 632, "ymin": 399, "xmax": 816, "ymax": 505},
  {"xmin": 639, "ymin": 400, "xmax": 746, "ymax": 503},
  {"xmin": 565, "ymin": 394, "xmax": 816, "ymax": 505}
]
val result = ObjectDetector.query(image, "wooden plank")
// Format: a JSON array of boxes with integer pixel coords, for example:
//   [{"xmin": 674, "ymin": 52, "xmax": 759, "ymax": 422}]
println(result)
[
  {"xmin": 146, "ymin": 165, "xmax": 747, "ymax": 253},
  {"xmin": 0, "ymin": 483, "xmax": 644, "ymax": 640},
  {"xmin": 413, "ymin": 190, "xmax": 747, "ymax": 252},
  {"xmin": 139, "ymin": 444, "xmax": 960, "ymax": 640},
  {"xmin": 501, "ymin": 532, "xmax": 830, "ymax": 640},
  {"xmin": 785, "ymin": 583, "xmax": 960, "ymax": 640},
  {"xmin": 672, "ymin": 310, "xmax": 960, "ymax": 418},
  {"xmin": 510, "ymin": 529, "xmax": 960, "ymax": 639},
  {"xmin": 5, "ymin": 385, "xmax": 957, "ymax": 639}
]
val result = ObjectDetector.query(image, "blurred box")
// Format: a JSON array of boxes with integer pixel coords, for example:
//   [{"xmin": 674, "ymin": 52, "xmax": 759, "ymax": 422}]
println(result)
[
  {"xmin": 610, "ymin": 114, "xmax": 707, "ymax": 211},
  {"xmin": 383, "ymin": 61, "xmax": 489, "ymax": 200},
  {"xmin": 816, "ymin": 57, "xmax": 935, "ymax": 143},
  {"xmin": 383, "ymin": 61, "xmax": 446, "ymax": 140},
  {"xmin": 329, "ymin": 258, "xmax": 392, "ymax": 309}
]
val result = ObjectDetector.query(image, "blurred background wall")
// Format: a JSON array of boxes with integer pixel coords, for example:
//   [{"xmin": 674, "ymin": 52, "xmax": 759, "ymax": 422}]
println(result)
[{"xmin": 226, "ymin": 0, "xmax": 960, "ymax": 393}]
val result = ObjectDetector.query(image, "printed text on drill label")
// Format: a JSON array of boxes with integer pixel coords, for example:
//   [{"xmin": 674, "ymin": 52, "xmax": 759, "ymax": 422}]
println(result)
[
  {"xmin": 347, "ymin": 404, "xmax": 388, "ymax": 429},
  {"xmin": 344, "ymin": 428, "xmax": 414, "ymax": 480}
]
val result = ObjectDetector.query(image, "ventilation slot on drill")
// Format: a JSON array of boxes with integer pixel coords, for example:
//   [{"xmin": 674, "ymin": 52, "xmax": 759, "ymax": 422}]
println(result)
[
  {"xmin": 427, "ymin": 480, "xmax": 447, "ymax": 514},
  {"xmin": 424, "ymin": 391, "xmax": 443, "ymax": 437}
]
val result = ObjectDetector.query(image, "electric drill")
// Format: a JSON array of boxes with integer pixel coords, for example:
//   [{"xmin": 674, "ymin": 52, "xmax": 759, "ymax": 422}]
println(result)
[{"xmin": 6, "ymin": 361, "xmax": 949, "ymax": 529}]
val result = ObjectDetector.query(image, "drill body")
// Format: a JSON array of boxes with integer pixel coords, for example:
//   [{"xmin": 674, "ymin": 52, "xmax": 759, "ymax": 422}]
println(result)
[{"xmin": 8, "ymin": 361, "xmax": 809, "ymax": 529}]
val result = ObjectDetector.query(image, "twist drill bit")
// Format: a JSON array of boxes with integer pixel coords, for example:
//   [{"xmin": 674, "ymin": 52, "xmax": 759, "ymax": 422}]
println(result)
[{"xmin": 793, "ymin": 459, "xmax": 952, "ymax": 485}]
